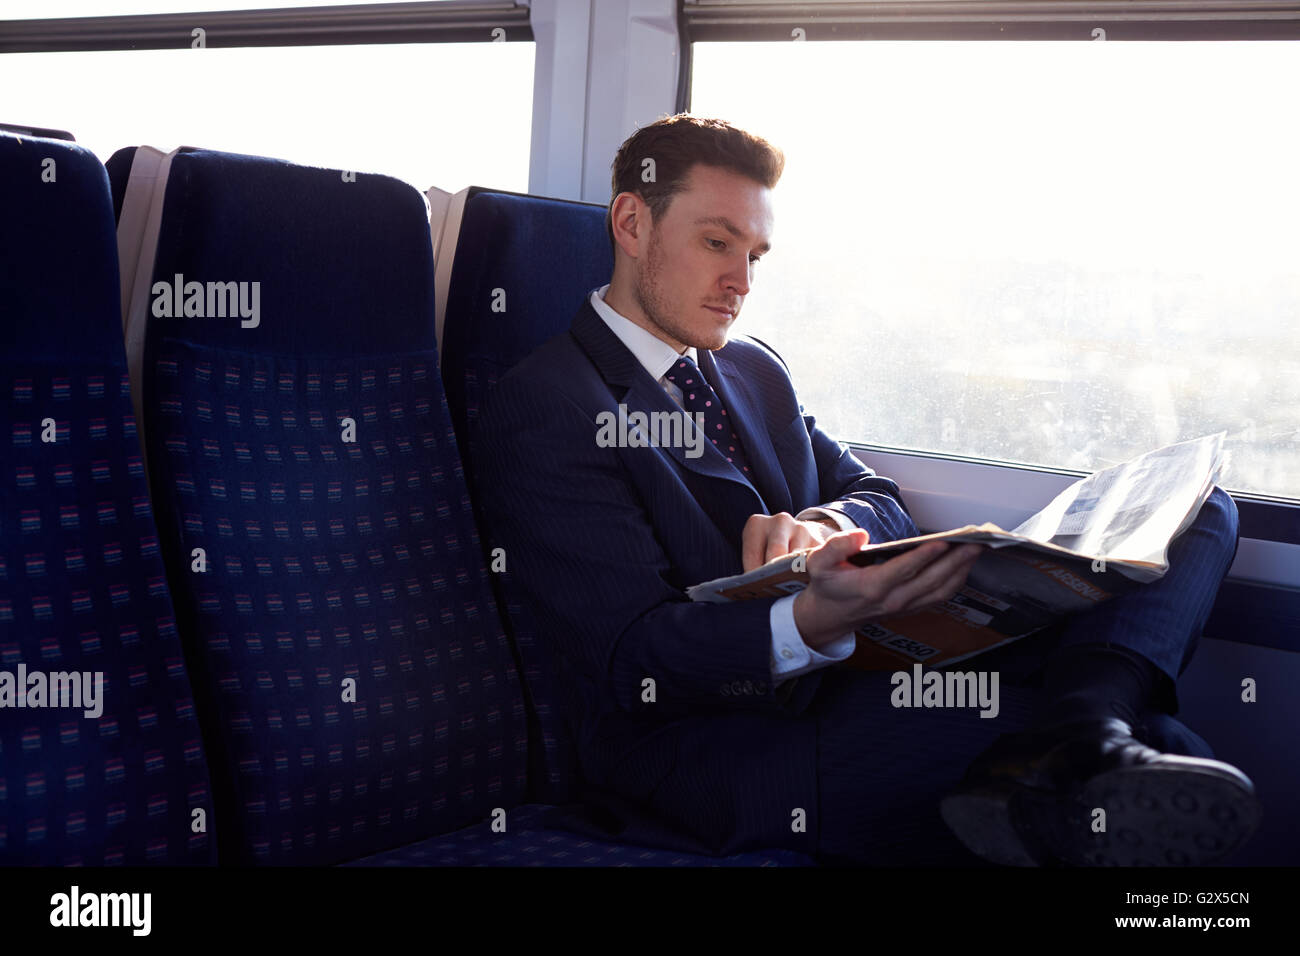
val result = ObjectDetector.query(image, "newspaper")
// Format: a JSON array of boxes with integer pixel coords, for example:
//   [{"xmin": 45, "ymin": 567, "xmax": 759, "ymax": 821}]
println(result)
[{"xmin": 687, "ymin": 433, "xmax": 1229, "ymax": 670}]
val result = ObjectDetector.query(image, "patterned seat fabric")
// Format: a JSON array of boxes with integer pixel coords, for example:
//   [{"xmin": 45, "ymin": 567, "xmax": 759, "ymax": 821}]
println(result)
[
  {"xmin": 441, "ymin": 188, "xmax": 614, "ymax": 805},
  {"xmin": 346, "ymin": 803, "xmax": 815, "ymax": 867},
  {"xmin": 139, "ymin": 151, "xmax": 530, "ymax": 864},
  {"xmin": 0, "ymin": 131, "xmax": 215, "ymax": 865}
]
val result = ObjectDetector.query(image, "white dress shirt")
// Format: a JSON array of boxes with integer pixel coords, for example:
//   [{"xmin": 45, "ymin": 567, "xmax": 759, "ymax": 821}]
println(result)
[{"xmin": 588, "ymin": 285, "xmax": 857, "ymax": 685}]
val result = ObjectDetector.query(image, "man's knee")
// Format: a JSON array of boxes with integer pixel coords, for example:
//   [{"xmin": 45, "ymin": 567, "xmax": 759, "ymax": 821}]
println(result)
[
  {"xmin": 1203, "ymin": 485, "xmax": 1239, "ymax": 536},
  {"xmin": 1192, "ymin": 485, "xmax": 1240, "ymax": 564}
]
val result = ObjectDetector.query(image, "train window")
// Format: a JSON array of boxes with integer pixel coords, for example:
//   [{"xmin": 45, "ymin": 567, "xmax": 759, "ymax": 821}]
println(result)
[
  {"xmin": 692, "ymin": 39, "xmax": 1300, "ymax": 500},
  {"xmin": 0, "ymin": 6, "xmax": 533, "ymax": 193}
]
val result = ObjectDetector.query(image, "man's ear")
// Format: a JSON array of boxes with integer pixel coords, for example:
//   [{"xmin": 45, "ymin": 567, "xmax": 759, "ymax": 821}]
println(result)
[{"xmin": 609, "ymin": 191, "xmax": 647, "ymax": 259}]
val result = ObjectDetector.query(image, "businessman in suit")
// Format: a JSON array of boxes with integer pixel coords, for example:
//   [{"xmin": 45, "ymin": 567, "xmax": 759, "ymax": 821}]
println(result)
[{"xmin": 472, "ymin": 114, "xmax": 1261, "ymax": 866}]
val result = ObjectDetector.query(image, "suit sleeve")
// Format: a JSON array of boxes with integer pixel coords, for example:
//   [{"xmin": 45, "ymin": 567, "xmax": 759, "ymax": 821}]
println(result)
[{"xmin": 472, "ymin": 373, "xmax": 815, "ymax": 719}]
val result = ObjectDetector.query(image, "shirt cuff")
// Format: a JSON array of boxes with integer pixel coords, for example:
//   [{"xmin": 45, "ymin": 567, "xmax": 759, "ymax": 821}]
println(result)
[
  {"xmin": 796, "ymin": 507, "xmax": 858, "ymax": 534},
  {"xmin": 769, "ymin": 594, "xmax": 856, "ymax": 684}
]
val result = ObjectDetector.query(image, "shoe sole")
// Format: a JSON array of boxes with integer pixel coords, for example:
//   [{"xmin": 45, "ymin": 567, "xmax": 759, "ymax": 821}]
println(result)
[
  {"xmin": 940, "ymin": 764, "xmax": 1263, "ymax": 867},
  {"xmin": 1069, "ymin": 764, "xmax": 1263, "ymax": 866}
]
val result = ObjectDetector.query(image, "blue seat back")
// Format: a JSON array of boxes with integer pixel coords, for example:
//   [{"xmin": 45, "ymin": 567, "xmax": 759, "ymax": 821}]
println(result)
[
  {"xmin": 440, "ymin": 189, "xmax": 613, "ymax": 803},
  {"xmin": 138, "ymin": 150, "xmax": 530, "ymax": 864},
  {"xmin": 0, "ymin": 131, "xmax": 215, "ymax": 864},
  {"xmin": 441, "ymin": 188, "xmax": 614, "ymax": 454}
]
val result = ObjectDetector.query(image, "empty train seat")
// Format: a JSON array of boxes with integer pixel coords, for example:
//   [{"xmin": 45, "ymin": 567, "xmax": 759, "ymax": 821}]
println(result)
[{"xmin": 0, "ymin": 130, "xmax": 215, "ymax": 865}]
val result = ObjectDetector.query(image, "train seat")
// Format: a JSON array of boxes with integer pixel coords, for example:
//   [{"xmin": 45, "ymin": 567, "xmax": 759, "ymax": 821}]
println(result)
[
  {"xmin": 113, "ymin": 146, "xmax": 532, "ymax": 865},
  {"xmin": 432, "ymin": 189, "xmax": 612, "ymax": 809},
  {"xmin": 0, "ymin": 130, "xmax": 215, "ymax": 865}
]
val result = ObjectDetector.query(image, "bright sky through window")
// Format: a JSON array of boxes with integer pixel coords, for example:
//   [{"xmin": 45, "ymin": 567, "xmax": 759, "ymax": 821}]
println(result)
[
  {"xmin": 693, "ymin": 40, "xmax": 1300, "ymax": 498},
  {"xmin": 0, "ymin": 40, "xmax": 533, "ymax": 195}
]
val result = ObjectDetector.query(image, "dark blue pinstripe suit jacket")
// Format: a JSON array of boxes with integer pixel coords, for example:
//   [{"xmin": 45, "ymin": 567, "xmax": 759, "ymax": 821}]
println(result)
[{"xmin": 472, "ymin": 300, "xmax": 922, "ymax": 854}]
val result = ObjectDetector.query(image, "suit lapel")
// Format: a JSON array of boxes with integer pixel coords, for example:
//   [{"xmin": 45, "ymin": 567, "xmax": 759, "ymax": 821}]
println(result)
[
  {"xmin": 569, "ymin": 301, "xmax": 774, "ymax": 516},
  {"xmin": 700, "ymin": 348, "xmax": 793, "ymax": 516}
]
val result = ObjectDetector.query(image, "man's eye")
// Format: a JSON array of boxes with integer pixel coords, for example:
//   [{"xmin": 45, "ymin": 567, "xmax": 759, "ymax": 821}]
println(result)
[{"xmin": 706, "ymin": 238, "xmax": 725, "ymax": 249}]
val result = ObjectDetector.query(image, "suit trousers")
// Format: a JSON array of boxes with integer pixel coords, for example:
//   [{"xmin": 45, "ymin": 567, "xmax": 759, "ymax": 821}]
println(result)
[{"xmin": 813, "ymin": 486, "xmax": 1240, "ymax": 866}]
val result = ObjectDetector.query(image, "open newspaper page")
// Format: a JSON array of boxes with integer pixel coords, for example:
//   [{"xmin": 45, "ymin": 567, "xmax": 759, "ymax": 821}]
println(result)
[{"xmin": 686, "ymin": 433, "xmax": 1228, "ymax": 670}]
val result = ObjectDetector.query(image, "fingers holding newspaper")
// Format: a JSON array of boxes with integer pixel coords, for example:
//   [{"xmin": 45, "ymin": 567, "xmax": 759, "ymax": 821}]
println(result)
[
  {"xmin": 792, "ymin": 532, "xmax": 985, "ymax": 651},
  {"xmin": 741, "ymin": 511, "xmax": 841, "ymax": 572}
]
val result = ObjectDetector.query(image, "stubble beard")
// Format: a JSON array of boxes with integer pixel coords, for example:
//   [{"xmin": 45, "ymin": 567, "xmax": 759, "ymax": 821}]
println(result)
[{"xmin": 634, "ymin": 226, "xmax": 710, "ymax": 353}]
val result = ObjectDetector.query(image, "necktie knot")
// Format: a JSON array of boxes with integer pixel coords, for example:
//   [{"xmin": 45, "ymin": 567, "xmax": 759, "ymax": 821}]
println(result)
[
  {"xmin": 664, "ymin": 356, "xmax": 699, "ymax": 382},
  {"xmin": 664, "ymin": 356, "xmax": 710, "ymax": 406}
]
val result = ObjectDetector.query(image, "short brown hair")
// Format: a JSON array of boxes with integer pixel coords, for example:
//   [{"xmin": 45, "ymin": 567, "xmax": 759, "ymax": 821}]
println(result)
[{"xmin": 606, "ymin": 114, "xmax": 784, "ymax": 252}]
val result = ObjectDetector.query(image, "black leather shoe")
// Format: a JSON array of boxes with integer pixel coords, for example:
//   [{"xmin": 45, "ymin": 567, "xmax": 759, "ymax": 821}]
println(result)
[{"xmin": 939, "ymin": 717, "xmax": 1262, "ymax": 866}]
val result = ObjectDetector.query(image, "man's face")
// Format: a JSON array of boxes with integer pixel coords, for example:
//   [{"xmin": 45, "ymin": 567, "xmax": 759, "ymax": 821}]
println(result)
[{"xmin": 631, "ymin": 164, "xmax": 774, "ymax": 353}]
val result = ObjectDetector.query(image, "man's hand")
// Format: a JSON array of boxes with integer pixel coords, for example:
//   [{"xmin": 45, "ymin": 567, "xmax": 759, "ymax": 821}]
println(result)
[
  {"xmin": 742, "ymin": 512, "xmax": 840, "ymax": 572},
  {"xmin": 792, "ymin": 531, "xmax": 985, "ymax": 650}
]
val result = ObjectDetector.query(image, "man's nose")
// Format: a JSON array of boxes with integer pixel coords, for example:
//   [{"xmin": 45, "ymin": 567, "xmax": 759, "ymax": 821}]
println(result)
[{"xmin": 722, "ymin": 255, "xmax": 751, "ymax": 297}]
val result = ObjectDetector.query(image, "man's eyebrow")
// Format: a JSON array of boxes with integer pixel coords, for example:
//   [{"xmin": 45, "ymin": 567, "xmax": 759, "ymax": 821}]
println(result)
[{"xmin": 692, "ymin": 216, "xmax": 771, "ymax": 254}]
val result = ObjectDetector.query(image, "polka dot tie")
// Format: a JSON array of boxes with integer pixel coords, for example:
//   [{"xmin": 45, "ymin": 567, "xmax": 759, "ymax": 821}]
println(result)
[{"xmin": 664, "ymin": 355, "xmax": 753, "ymax": 477}]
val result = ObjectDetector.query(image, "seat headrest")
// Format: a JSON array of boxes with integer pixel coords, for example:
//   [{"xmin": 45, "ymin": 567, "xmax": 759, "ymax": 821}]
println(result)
[
  {"xmin": 148, "ymin": 148, "xmax": 436, "ymax": 356},
  {"xmin": 0, "ymin": 130, "xmax": 123, "ymax": 365},
  {"xmin": 443, "ymin": 188, "xmax": 614, "ymax": 371}
]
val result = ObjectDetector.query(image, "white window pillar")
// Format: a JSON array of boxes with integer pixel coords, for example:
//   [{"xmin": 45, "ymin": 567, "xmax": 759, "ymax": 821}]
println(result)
[{"xmin": 528, "ymin": 0, "xmax": 681, "ymax": 203}]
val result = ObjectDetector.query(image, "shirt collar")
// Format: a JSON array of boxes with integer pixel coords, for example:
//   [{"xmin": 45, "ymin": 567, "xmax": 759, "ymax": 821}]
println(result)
[{"xmin": 589, "ymin": 284, "xmax": 698, "ymax": 383}]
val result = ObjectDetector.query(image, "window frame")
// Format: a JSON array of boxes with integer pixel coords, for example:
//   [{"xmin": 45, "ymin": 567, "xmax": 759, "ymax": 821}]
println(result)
[
  {"xmin": 678, "ymin": 0, "xmax": 1300, "ymax": 53},
  {"xmin": 0, "ymin": 0, "xmax": 532, "ymax": 52}
]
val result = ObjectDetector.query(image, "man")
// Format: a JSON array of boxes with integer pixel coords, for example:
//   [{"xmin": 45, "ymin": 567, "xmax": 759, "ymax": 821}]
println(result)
[{"xmin": 472, "ymin": 114, "xmax": 1261, "ymax": 866}]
